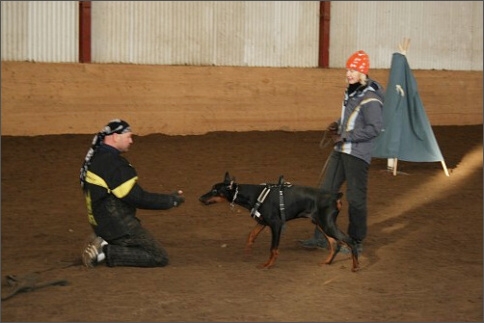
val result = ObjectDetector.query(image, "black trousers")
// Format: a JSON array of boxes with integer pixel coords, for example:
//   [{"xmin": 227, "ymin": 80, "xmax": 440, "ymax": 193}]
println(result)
[
  {"xmin": 103, "ymin": 219, "xmax": 169, "ymax": 267},
  {"xmin": 317, "ymin": 150, "xmax": 369, "ymax": 242}
]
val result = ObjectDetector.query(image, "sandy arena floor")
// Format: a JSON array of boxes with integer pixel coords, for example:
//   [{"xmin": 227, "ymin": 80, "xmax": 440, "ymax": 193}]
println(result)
[{"xmin": 1, "ymin": 125, "xmax": 482, "ymax": 321}]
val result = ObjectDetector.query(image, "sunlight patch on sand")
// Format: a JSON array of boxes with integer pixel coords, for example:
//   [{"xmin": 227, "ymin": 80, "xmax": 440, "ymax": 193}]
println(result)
[{"xmin": 373, "ymin": 144, "xmax": 483, "ymax": 224}]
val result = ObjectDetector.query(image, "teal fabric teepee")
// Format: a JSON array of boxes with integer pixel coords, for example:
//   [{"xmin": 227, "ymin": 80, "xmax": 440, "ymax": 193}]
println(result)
[{"xmin": 372, "ymin": 52, "xmax": 449, "ymax": 176}]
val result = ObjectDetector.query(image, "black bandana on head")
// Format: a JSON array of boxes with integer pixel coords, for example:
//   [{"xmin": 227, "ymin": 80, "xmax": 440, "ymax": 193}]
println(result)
[{"xmin": 79, "ymin": 119, "xmax": 131, "ymax": 189}]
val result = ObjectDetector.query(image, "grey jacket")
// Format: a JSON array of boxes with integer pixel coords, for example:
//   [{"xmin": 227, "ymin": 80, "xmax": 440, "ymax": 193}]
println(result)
[{"xmin": 334, "ymin": 79, "xmax": 384, "ymax": 164}]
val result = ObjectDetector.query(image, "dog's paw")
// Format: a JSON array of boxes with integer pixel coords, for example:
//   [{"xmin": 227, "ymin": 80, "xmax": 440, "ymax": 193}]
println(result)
[{"xmin": 257, "ymin": 263, "xmax": 274, "ymax": 270}]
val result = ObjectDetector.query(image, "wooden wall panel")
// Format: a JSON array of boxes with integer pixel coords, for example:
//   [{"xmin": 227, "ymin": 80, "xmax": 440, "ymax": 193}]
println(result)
[{"xmin": 1, "ymin": 62, "xmax": 482, "ymax": 136}]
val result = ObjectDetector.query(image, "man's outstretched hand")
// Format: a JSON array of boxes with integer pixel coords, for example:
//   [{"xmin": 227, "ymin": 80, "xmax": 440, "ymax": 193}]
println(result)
[{"xmin": 172, "ymin": 190, "xmax": 185, "ymax": 207}]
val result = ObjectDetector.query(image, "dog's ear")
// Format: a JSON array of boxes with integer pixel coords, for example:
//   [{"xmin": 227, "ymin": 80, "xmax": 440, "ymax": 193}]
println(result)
[{"xmin": 224, "ymin": 171, "xmax": 230, "ymax": 183}]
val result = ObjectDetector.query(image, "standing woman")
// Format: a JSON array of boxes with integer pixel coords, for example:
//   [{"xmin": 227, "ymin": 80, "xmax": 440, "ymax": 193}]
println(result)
[{"xmin": 300, "ymin": 50, "xmax": 384, "ymax": 253}]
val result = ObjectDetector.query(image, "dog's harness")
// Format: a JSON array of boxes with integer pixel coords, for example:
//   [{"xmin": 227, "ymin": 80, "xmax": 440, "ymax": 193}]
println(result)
[
  {"xmin": 250, "ymin": 176, "xmax": 292, "ymax": 223},
  {"xmin": 229, "ymin": 181, "xmax": 239, "ymax": 209}
]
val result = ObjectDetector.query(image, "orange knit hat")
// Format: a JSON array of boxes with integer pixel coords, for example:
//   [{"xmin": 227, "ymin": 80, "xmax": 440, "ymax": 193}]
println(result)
[{"xmin": 346, "ymin": 50, "xmax": 370, "ymax": 74}]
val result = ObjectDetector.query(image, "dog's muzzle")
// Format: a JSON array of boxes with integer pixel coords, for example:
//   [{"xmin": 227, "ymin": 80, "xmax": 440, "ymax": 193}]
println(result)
[
  {"xmin": 199, "ymin": 193, "xmax": 216, "ymax": 205},
  {"xmin": 199, "ymin": 192, "xmax": 226, "ymax": 205}
]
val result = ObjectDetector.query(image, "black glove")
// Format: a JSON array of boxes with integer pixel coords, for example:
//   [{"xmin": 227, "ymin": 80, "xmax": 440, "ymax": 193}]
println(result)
[
  {"xmin": 327, "ymin": 122, "xmax": 341, "ymax": 144},
  {"xmin": 327, "ymin": 121, "xmax": 338, "ymax": 134},
  {"xmin": 171, "ymin": 191, "xmax": 185, "ymax": 207},
  {"xmin": 330, "ymin": 133, "xmax": 343, "ymax": 145}
]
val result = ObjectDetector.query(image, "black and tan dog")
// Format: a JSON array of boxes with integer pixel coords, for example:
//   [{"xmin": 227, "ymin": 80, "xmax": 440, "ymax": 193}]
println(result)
[{"xmin": 199, "ymin": 172, "xmax": 360, "ymax": 272}]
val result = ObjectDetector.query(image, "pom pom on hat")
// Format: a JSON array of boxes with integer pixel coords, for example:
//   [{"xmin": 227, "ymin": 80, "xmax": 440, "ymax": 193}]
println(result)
[{"xmin": 346, "ymin": 50, "xmax": 370, "ymax": 74}]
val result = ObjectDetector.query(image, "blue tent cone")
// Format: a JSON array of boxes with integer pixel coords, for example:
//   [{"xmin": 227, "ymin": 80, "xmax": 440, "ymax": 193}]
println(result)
[{"xmin": 372, "ymin": 52, "xmax": 449, "ymax": 176}]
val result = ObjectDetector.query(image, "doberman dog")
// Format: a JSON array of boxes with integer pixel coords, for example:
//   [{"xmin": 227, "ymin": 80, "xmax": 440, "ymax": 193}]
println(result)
[{"xmin": 199, "ymin": 172, "xmax": 360, "ymax": 272}]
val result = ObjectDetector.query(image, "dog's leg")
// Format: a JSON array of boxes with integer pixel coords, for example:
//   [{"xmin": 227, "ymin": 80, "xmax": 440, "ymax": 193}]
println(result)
[
  {"xmin": 350, "ymin": 252, "xmax": 360, "ymax": 272},
  {"xmin": 345, "ymin": 239, "xmax": 360, "ymax": 272},
  {"xmin": 336, "ymin": 236, "xmax": 360, "ymax": 272},
  {"xmin": 258, "ymin": 224, "xmax": 283, "ymax": 269},
  {"xmin": 320, "ymin": 235, "xmax": 360, "ymax": 272},
  {"xmin": 245, "ymin": 223, "xmax": 266, "ymax": 255},
  {"xmin": 259, "ymin": 248, "xmax": 279, "ymax": 269},
  {"xmin": 320, "ymin": 235, "xmax": 339, "ymax": 266}
]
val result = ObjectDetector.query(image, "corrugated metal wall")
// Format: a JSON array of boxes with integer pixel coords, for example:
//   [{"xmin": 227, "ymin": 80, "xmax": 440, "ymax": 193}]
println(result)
[
  {"xmin": 1, "ymin": 1, "xmax": 482, "ymax": 70},
  {"xmin": 1, "ymin": 1, "xmax": 78, "ymax": 62},
  {"xmin": 91, "ymin": 1, "xmax": 320, "ymax": 67},
  {"xmin": 329, "ymin": 1, "xmax": 483, "ymax": 71}
]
